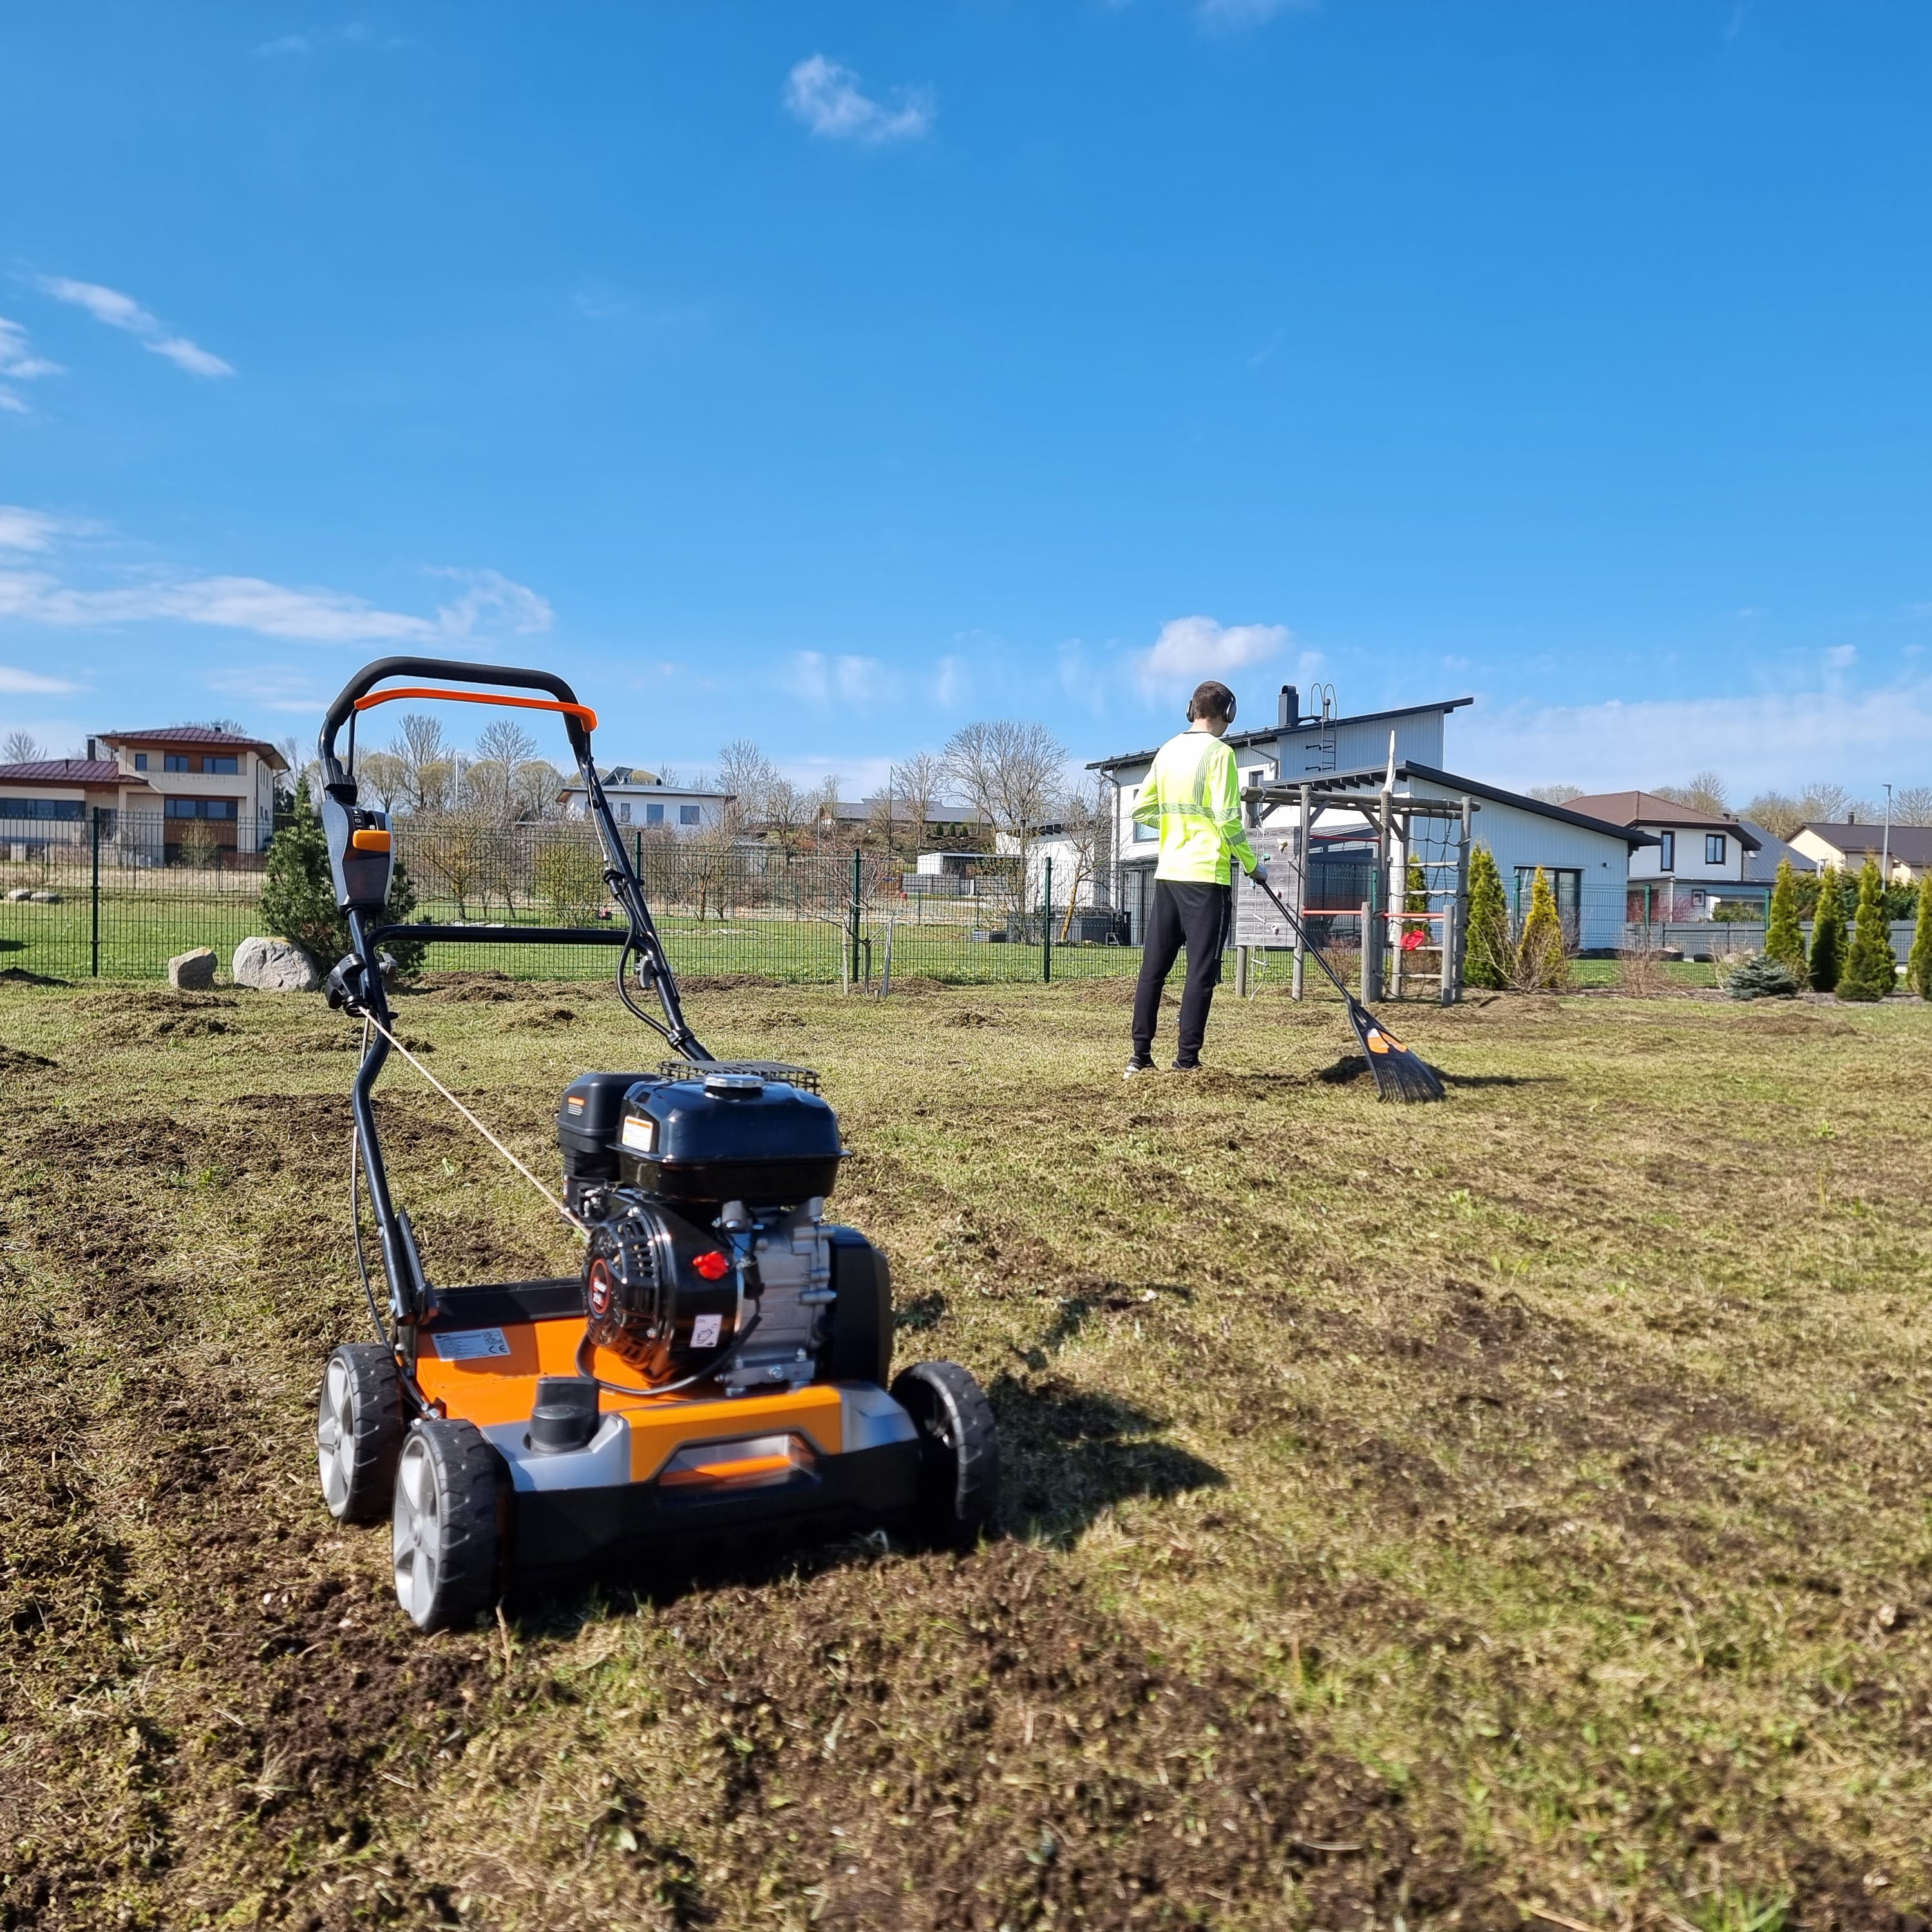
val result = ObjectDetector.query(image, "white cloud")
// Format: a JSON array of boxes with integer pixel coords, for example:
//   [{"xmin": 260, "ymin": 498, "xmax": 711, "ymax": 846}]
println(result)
[
  {"xmin": 0, "ymin": 507, "xmax": 68, "ymax": 553},
  {"xmin": 783, "ymin": 650, "xmax": 897, "ymax": 710},
  {"xmin": 933, "ymin": 654, "xmax": 969, "ymax": 708},
  {"xmin": 1458, "ymin": 682, "xmax": 1932, "ymax": 797},
  {"xmin": 0, "ymin": 315, "xmax": 63, "ymax": 413},
  {"xmin": 0, "ymin": 547, "xmax": 551, "ymax": 646},
  {"xmin": 0, "ymin": 664, "xmax": 82, "ymax": 695},
  {"xmin": 1140, "ymin": 613, "xmax": 1291, "ymax": 688},
  {"xmin": 784, "ymin": 55, "xmax": 934, "ymax": 144},
  {"xmin": 1198, "ymin": 0, "xmax": 1318, "ymax": 24},
  {"xmin": 39, "ymin": 276, "xmax": 235, "ymax": 379},
  {"xmin": 256, "ymin": 32, "xmax": 313, "ymax": 55}
]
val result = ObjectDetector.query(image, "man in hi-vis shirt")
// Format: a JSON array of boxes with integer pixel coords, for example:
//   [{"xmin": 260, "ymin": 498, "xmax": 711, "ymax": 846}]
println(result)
[{"xmin": 1125, "ymin": 679, "xmax": 1266, "ymax": 1076}]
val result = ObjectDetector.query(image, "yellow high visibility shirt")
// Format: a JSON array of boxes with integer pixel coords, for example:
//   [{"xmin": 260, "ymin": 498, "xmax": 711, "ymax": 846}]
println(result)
[{"xmin": 1132, "ymin": 730, "xmax": 1258, "ymax": 886}]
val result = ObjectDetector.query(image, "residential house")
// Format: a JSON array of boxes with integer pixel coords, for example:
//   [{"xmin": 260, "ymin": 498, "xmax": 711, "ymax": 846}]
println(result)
[
  {"xmin": 1788, "ymin": 821, "xmax": 1932, "ymax": 885},
  {"xmin": 0, "ymin": 753, "xmax": 160, "ymax": 853},
  {"xmin": 1320, "ymin": 764, "xmax": 1654, "ymax": 954},
  {"xmin": 1089, "ymin": 688, "xmax": 1474, "ymax": 940},
  {"xmin": 556, "ymin": 766, "xmax": 734, "ymax": 838},
  {"xmin": 817, "ymin": 797, "xmax": 989, "ymax": 848},
  {"xmin": 1562, "ymin": 791, "xmax": 1764, "ymax": 922},
  {"xmin": 92, "ymin": 726, "xmax": 289, "ymax": 857}
]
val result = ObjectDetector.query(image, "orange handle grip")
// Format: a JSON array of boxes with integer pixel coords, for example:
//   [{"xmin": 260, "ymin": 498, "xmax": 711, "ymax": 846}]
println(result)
[{"xmin": 352, "ymin": 685, "xmax": 598, "ymax": 732}]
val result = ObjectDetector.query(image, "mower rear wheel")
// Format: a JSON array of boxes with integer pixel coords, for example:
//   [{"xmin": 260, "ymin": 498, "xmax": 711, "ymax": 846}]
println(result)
[
  {"xmin": 316, "ymin": 1343, "xmax": 406, "ymax": 1524},
  {"xmin": 891, "ymin": 1360, "xmax": 999, "ymax": 1548},
  {"xmin": 392, "ymin": 1420, "xmax": 505, "ymax": 1632}
]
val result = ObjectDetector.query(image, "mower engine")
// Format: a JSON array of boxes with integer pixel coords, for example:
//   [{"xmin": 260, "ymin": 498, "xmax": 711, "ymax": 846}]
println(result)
[{"xmin": 557, "ymin": 1065, "xmax": 857, "ymax": 1396}]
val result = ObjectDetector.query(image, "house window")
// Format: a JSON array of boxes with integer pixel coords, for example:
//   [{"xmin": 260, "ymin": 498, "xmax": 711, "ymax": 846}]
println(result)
[
  {"xmin": 133, "ymin": 753, "xmax": 149, "ymax": 771},
  {"xmin": 680, "ymin": 804, "xmax": 700, "ymax": 826},
  {"xmin": 646, "ymin": 802, "xmax": 665, "ymax": 826},
  {"xmin": 617, "ymin": 802, "xmax": 632, "ymax": 824},
  {"xmin": 1658, "ymin": 831, "xmax": 1675, "ymax": 869},
  {"xmin": 165, "ymin": 797, "xmax": 239, "ymax": 820},
  {"xmin": 164, "ymin": 753, "xmax": 191, "ymax": 772},
  {"xmin": 205, "ymin": 755, "xmax": 239, "ymax": 775},
  {"xmin": 1705, "ymin": 833, "xmax": 1725, "ymax": 865},
  {"xmin": 3, "ymin": 798, "xmax": 85, "ymax": 821}
]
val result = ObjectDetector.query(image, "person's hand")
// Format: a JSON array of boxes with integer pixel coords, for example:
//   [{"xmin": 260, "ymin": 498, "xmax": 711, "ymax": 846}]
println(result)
[{"xmin": 1249, "ymin": 859, "xmax": 1270, "ymax": 886}]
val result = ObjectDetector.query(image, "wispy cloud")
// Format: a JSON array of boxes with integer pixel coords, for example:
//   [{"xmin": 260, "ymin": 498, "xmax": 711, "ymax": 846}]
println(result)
[
  {"xmin": 0, "ymin": 518, "xmax": 551, "ymax": 645},
  {"xmin": 1459, "ymin": 680, "xmax": 1932, "ymax": 797},
  {"xmin": 0, "ymin": 664, "xmax": 83, "ymax": 695},
  {"xmin": 1198, "ymin": 0, "xmax": 1318, "ymax": 26},
  {"xmin": 38, "ymin": 276, "xmax": 234, "ymax": 379},
  {"xmin": 1139, "ymin": 614, "xmax": 1291, "ymax": 690},
  {"xmin": 784, "ymin": 55, "xmax": 934, "ymax": 144},
  {"xmin": 784, "ymin": 650, "xmax": 898, "ymax": 710},
  {"xmin": 0, "ymin": 316, "xmax": 63, "ymax": 413}
]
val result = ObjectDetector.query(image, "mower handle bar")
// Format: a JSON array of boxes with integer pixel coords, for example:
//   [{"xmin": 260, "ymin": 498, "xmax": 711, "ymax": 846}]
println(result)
[{"xmin": 319, "ymin": 656, "xmax": 594, "ymax": 779}]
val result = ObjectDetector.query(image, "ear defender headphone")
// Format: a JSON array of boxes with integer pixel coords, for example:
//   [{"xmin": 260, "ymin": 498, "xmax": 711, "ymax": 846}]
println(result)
[{"xmin": 1185, "ymin": 691, "xmax": 1237, "ymax": 724}]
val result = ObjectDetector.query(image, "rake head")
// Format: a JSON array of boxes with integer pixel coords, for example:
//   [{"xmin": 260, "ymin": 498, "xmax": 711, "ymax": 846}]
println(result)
[{"xmin": 1355, "ymin": 1011, "xmax": 1446, "ymax": 1104}]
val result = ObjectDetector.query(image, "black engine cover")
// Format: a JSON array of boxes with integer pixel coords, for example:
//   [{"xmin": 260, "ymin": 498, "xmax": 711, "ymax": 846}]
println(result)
[
  {"xmin": 616, "ymin": 1073, "xmax": 842, "ymax": 1211},
  {"xmin": 581, "ymin": 1201, "xmax": 741, "ymax": 1383}
]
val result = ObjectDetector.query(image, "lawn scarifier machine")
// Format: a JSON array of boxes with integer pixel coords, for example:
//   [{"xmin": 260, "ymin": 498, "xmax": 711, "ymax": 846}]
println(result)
[{"xmin": 310, "ymin": 656, "xmax": 998, "ymax": 1631}]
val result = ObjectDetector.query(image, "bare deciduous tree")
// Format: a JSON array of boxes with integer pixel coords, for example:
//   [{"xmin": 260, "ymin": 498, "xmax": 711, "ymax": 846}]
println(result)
[
  {"xmin": 942, "ymin": 719, "xmax": 1069, "ymax": 927},
  {"xmin": 2, "ymin": 730, "xmax": 44, "ymax": 765},
  {"xmin": 1891, "ymin": 785, "xmax": 1932, "ymax": 827},
  {"xmin": 890, "ymin": 751, "xmax": 945, "ymax": 852},
  {"xmin": 714, "ymin": 739, "xmax": 776, "ymax": 833},
  {"xmin": 1743, "ymin": 781, "xmax": 1873, "ymax": 840},
  {"xmin": 1053, "ymin": 775, "xmax": 1107, "ymax": 940},
  {"xmin": 1527, "ymin": 783, "xmax": 1582, "ymax": 804},
  {"xmin": 1653, "ymin": 770, "xmax": 1731, "ymax": 817},
  {"xmin": 356, "ymin": 750, "xmax": 411, "ymax": 813},
  {"xmin": 390, "ymin": 714, "xmax": 455, "ymax": 813}
]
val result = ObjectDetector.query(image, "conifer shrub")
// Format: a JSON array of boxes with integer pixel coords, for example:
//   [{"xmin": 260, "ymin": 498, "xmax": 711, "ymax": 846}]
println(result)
[
  {"xmin": 1516, "ymin": 866, "xmax": 1569, "ymax": 991},
  {"xmin": 1463, "ymin": 844, "xmax": 1511, "ymax": 990},
  {"xmin": 1725, "ymin": 953, "xmax": 1800, "ymax": 1000},
  {"xmin": 260, "ymin": 778, "xmax": 424, "ymax": 977},
  {"xmin": 1807, "ymin": 866, "xmax": 1846, "ymax": 992},
  {"xmin": 1908, "ymin": 871, "xmax": 1932, "ymax": 1001},
  {"xmin": 1763, "ymin": 858, "xmax": 1805, "ymax": 976},
  {"xmin": 1836, "ymin": 858, "xmax": 1897, "ymax": 1001}
]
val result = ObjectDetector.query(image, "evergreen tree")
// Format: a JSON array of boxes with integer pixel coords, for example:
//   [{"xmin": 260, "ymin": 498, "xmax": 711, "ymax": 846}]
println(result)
[
  {"xmin": 1463, "ymin": 844, "xmax": 1511, "ymax": 990},
  {"xmin": 1725, "ymin": 954, "xmax": 1800, "ymax": 1001},
  {"xmin": 259, "ymin": 777, "xmax": 424, "ymax": 977},
  {"xmin": 1908, "ymin": 871, "xmax": 1932, "ymax": 1001},
  {"xmin": 1516, "ymin": 864, "xmax": 1569, "ymax": 991},
  {"xmin": 1763, "ymin": 858, "xmax": 1805, "ymax": 975},
  {"xmin": 1836, "ymin": 857, "xmax": 1896, "ymax": 1001},
  {"xmin": 1806, "ymin": 865, "xmax": 1847, "ymax": 992}
]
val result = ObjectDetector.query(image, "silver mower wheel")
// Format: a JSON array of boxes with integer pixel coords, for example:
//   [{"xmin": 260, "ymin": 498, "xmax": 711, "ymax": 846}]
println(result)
[
  {"xmin": 316, "ymin": 1343, "xmax": 405, "ymax": 1524},
  {"xmin": 391, "ymin": 1420, "xmax": 504, "ymax": 1633}
]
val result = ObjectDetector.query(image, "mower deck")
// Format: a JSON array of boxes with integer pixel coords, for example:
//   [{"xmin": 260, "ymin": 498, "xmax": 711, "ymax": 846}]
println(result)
[{"xmin": 416, "ymin": 1283, "xmax": 922, "ymax": 1571}]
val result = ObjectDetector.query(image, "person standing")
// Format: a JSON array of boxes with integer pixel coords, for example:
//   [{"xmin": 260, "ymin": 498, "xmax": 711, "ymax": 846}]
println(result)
[{"xmin": 1126, "ymin": 680, "xmax": 1265, "ymax": 1075}]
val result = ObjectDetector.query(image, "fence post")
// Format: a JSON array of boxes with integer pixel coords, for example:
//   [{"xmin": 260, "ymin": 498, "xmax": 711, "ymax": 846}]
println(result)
[
  {"xmin": 1042, "ymin": 858, "xmax": 1052, "ymax": 983},
  {"xmin": 90, "ymin": 808, "xmax": 101, "ymax": 978},
  {"xmin": 849, "ymin": 848, "xmax": 862, "ymax": 989}
]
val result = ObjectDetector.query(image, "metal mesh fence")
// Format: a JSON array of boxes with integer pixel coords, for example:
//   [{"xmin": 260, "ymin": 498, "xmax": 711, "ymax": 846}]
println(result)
[{"xmin": 0, "ymin": 812, "xmax": 1144, "ymax": 985}]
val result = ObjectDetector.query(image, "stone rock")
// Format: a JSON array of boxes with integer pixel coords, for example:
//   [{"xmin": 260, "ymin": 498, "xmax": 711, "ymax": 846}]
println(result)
[
  {"xmin": 232, "ymin": 936, "xmax": 322, "ymax": 993},
  {"xmin": 167, "ymin": 947, "xmax": 218, "ymax": 991},
  {"xmin": 5, "ymin": 887, "xmax": 32, "ymax": 901},
  {"xmin": 28, "ymin": 890, "xmax": 61, "ymax": 904}
]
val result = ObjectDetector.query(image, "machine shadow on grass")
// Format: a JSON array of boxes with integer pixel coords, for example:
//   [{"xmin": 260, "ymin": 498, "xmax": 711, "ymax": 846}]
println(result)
[{"xmin": 506, "ymin": 1374, "xmax": 1223, "ymax": 1637}]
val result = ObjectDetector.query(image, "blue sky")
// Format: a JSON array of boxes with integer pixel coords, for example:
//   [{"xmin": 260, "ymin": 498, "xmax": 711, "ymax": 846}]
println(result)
[{"xmin": 2, "ymin": 2, "xmax": 1929, "ymax": 799}]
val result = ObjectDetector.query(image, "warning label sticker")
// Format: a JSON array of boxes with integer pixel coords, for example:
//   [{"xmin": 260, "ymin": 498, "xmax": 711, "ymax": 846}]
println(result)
[
  {"xmin": 690, "ymin": 1314, "xmax": 723, "ymax": 1349},
  {"xmin": 432, "ymin": 1327, "xmax": 512, "ymax": 1361}
]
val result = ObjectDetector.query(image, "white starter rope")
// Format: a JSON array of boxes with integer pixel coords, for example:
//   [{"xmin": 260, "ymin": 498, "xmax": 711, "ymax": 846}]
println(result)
[{"xmin": 359, "ymin": 1009, "xmax": 585, "ymax": 1233}]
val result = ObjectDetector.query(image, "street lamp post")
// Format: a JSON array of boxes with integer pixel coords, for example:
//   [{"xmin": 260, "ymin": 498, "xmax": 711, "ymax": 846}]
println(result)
[{"xmin": 1884, "ymin": 782, "xmax": 1893, "ymax": 886}]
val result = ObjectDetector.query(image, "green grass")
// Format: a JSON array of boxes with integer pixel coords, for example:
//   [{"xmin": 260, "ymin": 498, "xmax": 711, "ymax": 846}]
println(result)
[{"xmin": 3, "ymin": 973, "xmax": 1930, "ymax": 1928}]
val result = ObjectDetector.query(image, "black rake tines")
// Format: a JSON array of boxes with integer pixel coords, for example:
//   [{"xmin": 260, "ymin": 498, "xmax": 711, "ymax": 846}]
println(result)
[{"xmin": 1249, "ymin": 874, "xmax": 1447, "ymax": 1105}]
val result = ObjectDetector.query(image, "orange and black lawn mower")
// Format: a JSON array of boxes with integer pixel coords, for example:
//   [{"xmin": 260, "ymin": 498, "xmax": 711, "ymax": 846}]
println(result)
[{"xmin": 310, "ymin": 657, "xmax": 998, "ymax": 1631}]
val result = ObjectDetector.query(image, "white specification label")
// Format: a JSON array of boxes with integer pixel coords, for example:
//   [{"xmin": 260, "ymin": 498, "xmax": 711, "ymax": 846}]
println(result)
[
  {"xmin": 432, "ymin": 1327, "xmax": 512, "ymax": 1361},
  {"xmin": 690, "ymin": 1314, "xmax": 723, "ymax": 1349}
]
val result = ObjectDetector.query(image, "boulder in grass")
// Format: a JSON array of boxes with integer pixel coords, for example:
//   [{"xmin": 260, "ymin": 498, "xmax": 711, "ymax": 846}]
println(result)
[
  {"xmin": 4, "ymin": 887, "xmax": 32, "ymax": 902},
  {"xmin": 167, "ymin": 947, "xmax": 218, "ymax": 991},
  {"xmin": 233, "ymin": 936, "xmax": 321, "ymax": 993},
  {"xmin": 28, "ymin": 890, "xmax": 61, "ymax": 904}
]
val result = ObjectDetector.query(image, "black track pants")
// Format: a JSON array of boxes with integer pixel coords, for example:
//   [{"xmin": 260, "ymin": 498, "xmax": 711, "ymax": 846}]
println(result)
[{"xmin": 1132, "ymin": 879, "xmax": 1231, "ymax": 1065}]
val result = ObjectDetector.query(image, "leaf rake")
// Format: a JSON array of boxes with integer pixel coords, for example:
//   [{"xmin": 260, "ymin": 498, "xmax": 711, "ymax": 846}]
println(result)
[{"xmin": 1249, "ymin": 873, "xmax": 1446, "ymax": 1103}]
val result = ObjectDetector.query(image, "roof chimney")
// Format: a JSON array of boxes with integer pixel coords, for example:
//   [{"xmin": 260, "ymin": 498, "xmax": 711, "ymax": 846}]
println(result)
[
  {"xmin": 86, "ymin": 737, "xmax": 99, "ymax": 761},
  {"xmin": 1278, "ymin": 685, "xmax": 1298, "ymax": 730}
]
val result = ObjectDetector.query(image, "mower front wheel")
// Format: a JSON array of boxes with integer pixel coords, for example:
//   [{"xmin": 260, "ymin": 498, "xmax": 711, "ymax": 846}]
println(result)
[
  {"xmin": 317, "ymin": 1343, "xmax": 406, "ymax": 1524},
  {"xmin": 891, "ymin": 1360, "xmax": 999, "ymax": 1548},
  {"xmin": 392, "ymin": 1420, "xmax": 506, "ymax": 1632}
]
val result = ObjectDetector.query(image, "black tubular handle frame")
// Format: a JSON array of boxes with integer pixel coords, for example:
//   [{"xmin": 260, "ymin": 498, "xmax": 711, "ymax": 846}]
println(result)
[{"xmin": 318, "ymin": 656, "xmax": 593, "ymax": 784}]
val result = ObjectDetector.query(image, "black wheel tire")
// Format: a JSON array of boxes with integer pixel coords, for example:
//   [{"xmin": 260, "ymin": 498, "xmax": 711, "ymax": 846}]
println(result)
[
  {"xmin": 391, "ymin": 1419, "xmax": 507, "ymax": 1633},
  {"xmin": 316, "ymin": 1343, "xmax": 406, "ymax": 1524},
  {"xmin": 891, "ymin": 1360, "xmax": 999, "ymax": 1548},
  {"xmin": 823, "ymin": 1227, "xmax": 892, "ymax": 1387}
]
